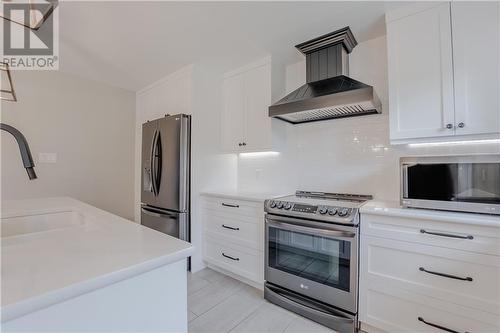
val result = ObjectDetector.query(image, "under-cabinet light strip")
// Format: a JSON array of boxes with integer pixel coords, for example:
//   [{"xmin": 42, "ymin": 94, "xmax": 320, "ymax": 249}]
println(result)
[
  {"xmin": 238, "ymin": 152, "xmax": 280, "ymax": 158},
  {"xmin": 408, "ymin": 139, "xmax": 500, "ymax": 147}
]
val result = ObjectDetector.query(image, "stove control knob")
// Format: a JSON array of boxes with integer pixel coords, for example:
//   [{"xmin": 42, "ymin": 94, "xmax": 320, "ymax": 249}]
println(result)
[
  {"xmin": 270, "ymin": 201, "xmax": 277, "ymax": 208},
  {"xmin": 328, "ymin": 208, "xmax": 338, "ymax": 216},
  {"xmin": 338, "ymin": 208, "xmax": 349, "ymax": 217},
  {"xmin": 284, "ymin": 202, "xmax": 292, "ymax": 210},
  {"xmin": 277, "ymin": 201, "xmax": 284, "ymax": 209},
  {"xmin": 319, "ymin": 207, "xmax": 328, "ymax": 214}
]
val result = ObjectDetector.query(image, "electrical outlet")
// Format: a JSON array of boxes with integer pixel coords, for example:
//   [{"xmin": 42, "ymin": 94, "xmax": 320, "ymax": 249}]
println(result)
[{"xmin": 38, "ymin": 153, "xmax": 57, "ymax": 163}]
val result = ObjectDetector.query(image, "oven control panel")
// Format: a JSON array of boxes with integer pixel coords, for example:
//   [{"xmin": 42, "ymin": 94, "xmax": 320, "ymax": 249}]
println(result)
[
  {"xmin": 266, "ymin": 200, "xmax": 354, "ymax": 222},
  {"xmin": 292, "ymin": 204, "xmax": 317, "ymax": 213}
]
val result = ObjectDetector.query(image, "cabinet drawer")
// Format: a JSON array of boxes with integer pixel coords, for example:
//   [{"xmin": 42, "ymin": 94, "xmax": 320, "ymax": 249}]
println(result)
[
  {"xmin": 361, "ymin": 235, "xmax": 500, "ymax": 314},
  {"xmin": 203, "ymin": 211, "xmax": 261, "ymax": 250},
  {"xmin": 361, "ymin": 213, "xmax": 500, "ymax": 256},
  {"xmin": 203, "ymin": 236, "xmax": 263, "ymax": 283},
  {"xmin": 202, "ymin": 197, "xmax": 263, "ymax": 219},
  {"xmin": 363, "ymin": 288, "xmax": 499, "ymax": 333}
]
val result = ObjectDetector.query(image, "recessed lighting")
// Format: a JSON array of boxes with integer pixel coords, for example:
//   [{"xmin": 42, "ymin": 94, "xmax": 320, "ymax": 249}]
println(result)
[
  {"xmin": 408, "ymin": 139, "xmax": 500, "ymax": 147},
  {"xmin": 238, "ymin": 151, "xmax": 280, "ymax": 158}
]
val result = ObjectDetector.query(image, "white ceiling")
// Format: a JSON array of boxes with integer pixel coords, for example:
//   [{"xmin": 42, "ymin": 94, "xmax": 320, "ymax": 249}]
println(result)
[{"xmin": 58, "ymin": 1, "xmax": 409, "ymax": 91}]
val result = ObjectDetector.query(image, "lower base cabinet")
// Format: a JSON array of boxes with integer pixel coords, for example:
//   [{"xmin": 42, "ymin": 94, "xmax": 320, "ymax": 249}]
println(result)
[
  {"xmin": 201, "ymin": 194, "xmax": 264, "ymax": 288},
  {"xmin": 359, "ymin": 213, "xmax": 500, "ymax": 333},
  {"xmin": 363, "ymin": 287, "xmax": 498, "ymax": 333},
  {"xmin": 204, "ymin": 236, "xmax": 263, "ymax": 285},
  {"xmin": 3, "ymin": 260, "xmax": 188, "ymax": 332}
]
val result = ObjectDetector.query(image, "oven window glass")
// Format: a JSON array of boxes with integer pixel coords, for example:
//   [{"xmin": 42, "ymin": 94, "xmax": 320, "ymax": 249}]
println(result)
[
  {"xmin": 406, "ymin": 163, "xmax": 500, "ymax": 204},
  {"xmin": 268, "ymin": 226, "xmax": 351, "ymax": 292}
]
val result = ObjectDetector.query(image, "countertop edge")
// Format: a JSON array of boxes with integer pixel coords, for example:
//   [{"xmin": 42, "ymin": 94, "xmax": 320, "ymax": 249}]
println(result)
[
  {"xmin": 360, "ymin": 202, "xmax": 500, "ymax": 228},
  {"xmin": 200, "ymin": 191, "xmax": 287, "ymax": 202},
  {"xmin": 1, "ymin": 246, "xmax": 194, "ymax": 323}
]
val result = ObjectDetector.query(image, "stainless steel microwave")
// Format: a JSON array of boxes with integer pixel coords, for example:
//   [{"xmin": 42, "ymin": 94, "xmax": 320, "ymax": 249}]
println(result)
[{"xmin": 400, "ymin": 155, "xmax": 500, "ymax": 215}]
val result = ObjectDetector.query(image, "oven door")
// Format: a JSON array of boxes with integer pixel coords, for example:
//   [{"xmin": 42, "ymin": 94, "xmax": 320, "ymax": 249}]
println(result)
[{"xmin": 265, "ymin": 214, "xmax": 358, "ymax": 313}]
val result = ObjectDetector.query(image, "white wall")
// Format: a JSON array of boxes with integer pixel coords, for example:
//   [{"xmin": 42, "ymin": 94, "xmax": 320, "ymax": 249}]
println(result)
[
  {"xmin": 1, "ymin": 70, "xmax": 136, "ymax": 219},
  {"xmin": 135, "ymin": 65, "xmax": 237, "ymax": 272},
  {"xmin": 237, "ymin": 36, "xmax": 500, "ymax": 201}
]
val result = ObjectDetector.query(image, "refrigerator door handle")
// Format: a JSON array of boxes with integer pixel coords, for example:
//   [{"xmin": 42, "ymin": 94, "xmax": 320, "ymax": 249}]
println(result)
[
  {"xmin": 150, "ymin": 130, "xmax": 159, "ymax": 196},
  {"xmin": 154, "ymin": 130, "xmax": 162, "ymax": 195}
]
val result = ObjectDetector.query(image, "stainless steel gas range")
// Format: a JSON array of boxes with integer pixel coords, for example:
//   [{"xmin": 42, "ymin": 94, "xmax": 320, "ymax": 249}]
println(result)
[{"xmin": 264, "ymin": 191, "xmax": 372, "ymax": 333}]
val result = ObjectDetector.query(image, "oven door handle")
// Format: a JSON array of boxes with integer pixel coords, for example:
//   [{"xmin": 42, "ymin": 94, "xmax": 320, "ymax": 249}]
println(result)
[
  {"xmin": 266, "ymin": 218, "xmax": 356, "ymax": 239},
  {"xmin": 265, "ymin": 284, "xmax": 354, "ymax": 324}
]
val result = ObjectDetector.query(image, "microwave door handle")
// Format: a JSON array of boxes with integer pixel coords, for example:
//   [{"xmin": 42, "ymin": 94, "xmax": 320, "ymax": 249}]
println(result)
[
  {"xmin": 266, "ymin": 219, "xmax": 356, "ymax": 239},
  {"xmin": 402, "ymin": 164, "xmax": 409, "ymax": 198}
]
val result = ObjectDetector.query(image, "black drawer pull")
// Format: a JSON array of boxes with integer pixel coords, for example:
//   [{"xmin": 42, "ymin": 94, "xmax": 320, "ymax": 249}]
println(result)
[
  {"xmin": 419, "ymin": 267, "xmax": 473, "ymax": 281},
  {"xmin": 418, "ymin": 317, "xmax": 469, "ymax": 333},
  {"xmin": 222, "ymin": 252, "xmax": 239, "ymax": 261},
  {"xmin": 222, "ymin": 203, "xmax": 239, "ymax": 208},
  {"xmin": 222, "ymin": 224, "xmax": 240, "ymax": 231},
  {"xmin": 420, "ymin": 229, "xmax": 473, "ymax": 240}
]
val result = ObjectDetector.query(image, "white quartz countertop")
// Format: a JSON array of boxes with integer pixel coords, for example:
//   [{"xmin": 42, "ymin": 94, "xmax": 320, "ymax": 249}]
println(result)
[
  {"xmin": 361, "ymin": 201, "xmax": 500, "ymax": 228},
  {"xmin": 200, "ymin": 189, "xmax": 289, "ymax": 202},
  {"xmin": 1, "ymin": 197, "xmax": 194, "ymax": 322}
]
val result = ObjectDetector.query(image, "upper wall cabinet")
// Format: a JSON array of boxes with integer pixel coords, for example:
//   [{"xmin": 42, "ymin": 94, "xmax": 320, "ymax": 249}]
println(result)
[
  {"xmin": 221, "ymin": 58, "xmax": 284, "ymax": 153},
  {"xmin": 387, "ymin": 3, "xmax": 454, "ymax": 142},
  {"xmin": 386, "ymin": 2, "xmax": 500, "ymax": 144},
  {"xmin": 451, "ymin": 2, "xmax": 499, "ymax": 137}
]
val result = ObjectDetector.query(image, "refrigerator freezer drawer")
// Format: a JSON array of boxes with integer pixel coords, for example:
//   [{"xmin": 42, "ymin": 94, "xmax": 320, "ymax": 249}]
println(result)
[{"xmin": 141, "ymin": 206, "xmax": 189, "ymax": 242}]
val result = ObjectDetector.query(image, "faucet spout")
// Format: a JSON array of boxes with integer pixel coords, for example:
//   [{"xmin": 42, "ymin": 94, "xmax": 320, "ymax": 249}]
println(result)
[{"xmin": 1, "ymin": 123, "xmax": 37, "ymax": 180}]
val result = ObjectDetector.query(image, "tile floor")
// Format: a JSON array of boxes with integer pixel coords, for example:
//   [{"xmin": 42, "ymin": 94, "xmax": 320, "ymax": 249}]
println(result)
[{"xmin": 188, "ymin": 268, "xmax": 336, "ymax": 333}]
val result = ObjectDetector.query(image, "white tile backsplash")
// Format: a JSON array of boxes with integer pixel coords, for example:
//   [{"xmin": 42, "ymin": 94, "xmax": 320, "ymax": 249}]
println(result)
[{"xmin": 237, "ymin": 36, "xmax": 500, "ymax": 201}]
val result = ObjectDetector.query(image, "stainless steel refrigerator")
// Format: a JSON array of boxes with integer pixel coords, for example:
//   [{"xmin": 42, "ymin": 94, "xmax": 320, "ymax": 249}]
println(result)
[{"xmin": 141, "ymin": 114, "xmax": 190, "ymax": 243}]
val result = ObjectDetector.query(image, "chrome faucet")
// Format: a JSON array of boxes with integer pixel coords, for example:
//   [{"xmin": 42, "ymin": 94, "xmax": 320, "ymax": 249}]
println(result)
[{"xmin": 1, "ymin": 123, "xmax": 37, "ymax": 180}]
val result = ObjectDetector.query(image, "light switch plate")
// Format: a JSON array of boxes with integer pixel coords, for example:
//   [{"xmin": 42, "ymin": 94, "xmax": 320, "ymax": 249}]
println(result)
[{"xmin": 38, "ymin": 152, "xmax": 57, "ymax": 163}]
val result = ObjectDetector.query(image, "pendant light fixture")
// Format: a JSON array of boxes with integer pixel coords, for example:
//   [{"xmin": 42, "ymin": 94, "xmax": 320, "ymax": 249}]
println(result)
[
  {"xmin": 0, "ymin": 0, "xmax": 58, "ymax": 30},
  {"xmin": 0, "ymin": 62, "xmax": 17, "ymax": 102}
]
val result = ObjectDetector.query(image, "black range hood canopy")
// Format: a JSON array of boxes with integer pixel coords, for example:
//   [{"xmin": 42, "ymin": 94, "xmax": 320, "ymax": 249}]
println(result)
[{"xmin": 269, "ymin": 27, "xmax": 381, "ymax": 124}]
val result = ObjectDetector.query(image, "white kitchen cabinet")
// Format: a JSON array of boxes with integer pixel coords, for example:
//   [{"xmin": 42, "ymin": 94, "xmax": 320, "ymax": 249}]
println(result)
[
  {"xmin": 200, "ymin": 193, "xmax": 265, "ymax": 288},
  {"xmin": 387, "ymin": 4, "xmax": 454, "ymax": 140},
  {"xmin": 387, "ymin": 3, "xmax": 455, "ymax": 142},
  {"xmin": 3, "ymin": 261, "xmax": 188, "ymax": 333},
  {"xmin": 359, "ymin": 211, "xmax": 500, "ymax": 333},
  {"xmin": 387, "ymin": 2, "xmax": 500, "ymax": 143},
  {"xmin": 222, "ymin": 73, "xmax": 246, "ymax": 152},
  {"xmin": 452, "ymin": 2, "xmax": 500, "ymax": 136},
  {"xmin": 243, "ymin": 63, "xmax": 272, "ymax": 152},
  {"xmin": 221, "ymin": 58, "xmax": 279, "ymax": 153}
]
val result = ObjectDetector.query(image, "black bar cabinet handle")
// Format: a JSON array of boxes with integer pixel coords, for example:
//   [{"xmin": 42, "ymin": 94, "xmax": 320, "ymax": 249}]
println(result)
[
  {"xmin": 222, "ymin": 203, "xmax": 239, "ymax": 208},
  {"xmin": 222, "ymin": 224, "xmax": 240, "ymax": 231},
  {"xmin": 419, "ymin": 267, "xmax": 473, "ymax": 281},
  {"xmin": 418, "ymin": 317, "xmax": 469, "ymax": 333},
  {"xmin": 222, "ymin": 252, "xmax": 239, "ymax": 261},
  {"xmin": 420, "ymin": 229, "xmax": 473, "ymax": 240}
]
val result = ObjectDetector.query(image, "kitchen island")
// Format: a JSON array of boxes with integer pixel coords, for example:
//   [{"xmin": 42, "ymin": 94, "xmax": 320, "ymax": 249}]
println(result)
[{"xmin": 1, "ymin": 197, "xmax": 194, "ymax": 332}]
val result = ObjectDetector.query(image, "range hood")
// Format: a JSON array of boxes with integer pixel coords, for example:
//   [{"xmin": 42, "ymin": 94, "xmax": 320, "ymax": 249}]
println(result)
[{"xmin": 269, "ymin": 27, "xmax": 381, "ymax": 124}]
